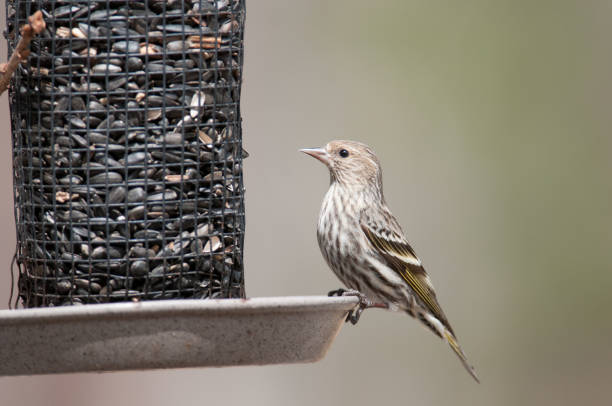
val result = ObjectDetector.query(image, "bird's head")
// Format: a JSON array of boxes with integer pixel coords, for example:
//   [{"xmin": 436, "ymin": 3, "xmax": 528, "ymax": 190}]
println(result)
[{"xmin": 300, "ymin": 140, "xmax": 383, "ymax": 191}]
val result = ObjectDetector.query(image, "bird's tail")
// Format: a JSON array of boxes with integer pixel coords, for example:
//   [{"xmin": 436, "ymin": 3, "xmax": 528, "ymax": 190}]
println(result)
[{"xmin": 443, "ymin": 330, "xmax": 480, "ymax": 383}]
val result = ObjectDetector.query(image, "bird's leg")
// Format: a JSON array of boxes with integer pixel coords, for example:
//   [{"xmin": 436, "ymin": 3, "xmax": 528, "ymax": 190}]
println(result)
[
  {"xmin": 328, "ymin": 288, "xmax": 347, "ymax": 297},
  {"xmin": 338, "ymin": 289, "xmax": 388, "ymax": 325}
]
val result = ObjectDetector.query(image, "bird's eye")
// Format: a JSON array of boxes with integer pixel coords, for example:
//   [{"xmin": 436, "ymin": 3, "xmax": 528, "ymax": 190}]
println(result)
[{"xmin": 339, "ymin": 149, "xmax": 349, "ymax": 158}]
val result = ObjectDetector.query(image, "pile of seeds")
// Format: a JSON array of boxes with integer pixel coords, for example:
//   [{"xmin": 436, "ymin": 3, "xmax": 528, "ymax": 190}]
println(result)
[{"xmin": 7, "ymin": 0, "xmax": 246, "ymax": 307}]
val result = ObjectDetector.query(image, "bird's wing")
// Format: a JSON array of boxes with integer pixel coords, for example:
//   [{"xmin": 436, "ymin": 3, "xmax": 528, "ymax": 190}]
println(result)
[
  {"xmin": 360, "ymin": 211, "xmax": 479, "ymax": 382},
  {"xmin": 360, "ymin": 212, "xmax": 453, "ymax": 334}
]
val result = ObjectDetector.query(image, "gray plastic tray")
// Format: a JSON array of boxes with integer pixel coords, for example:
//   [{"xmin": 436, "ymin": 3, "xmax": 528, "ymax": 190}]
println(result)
[{"xmin": 0, "ymin": 296, "xmax": 359, "ymax": 376}]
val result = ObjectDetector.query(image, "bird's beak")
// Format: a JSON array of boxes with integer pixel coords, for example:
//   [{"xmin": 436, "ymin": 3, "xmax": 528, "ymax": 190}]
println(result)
[{"xmin": 300, "ymin": 147, "xmax": 330, "ymax": 165}]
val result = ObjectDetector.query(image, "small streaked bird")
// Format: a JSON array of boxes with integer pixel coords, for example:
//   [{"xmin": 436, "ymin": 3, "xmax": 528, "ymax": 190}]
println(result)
[{"xmin": 301, "ymin": 140, "xmax": 479, "ymax": 382}]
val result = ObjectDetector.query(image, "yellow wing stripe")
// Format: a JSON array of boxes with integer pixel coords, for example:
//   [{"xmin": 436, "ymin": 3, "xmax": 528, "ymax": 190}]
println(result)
[
  {"xmin": 363, "ymin": 227, "xmax": 443, "ymax": 319},
  {"xmin": 444, "ymin": 331, "xmax": 461, "ymax": 353},
  {"xmin": 400, "ymin": 267, "xmax": 443, "ymax": 317}
]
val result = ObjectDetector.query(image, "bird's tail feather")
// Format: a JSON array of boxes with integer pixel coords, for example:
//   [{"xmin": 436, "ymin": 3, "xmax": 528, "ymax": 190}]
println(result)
[{"xmin": 443, "ymin": 330, "xmax": 480, "ymax": 383}]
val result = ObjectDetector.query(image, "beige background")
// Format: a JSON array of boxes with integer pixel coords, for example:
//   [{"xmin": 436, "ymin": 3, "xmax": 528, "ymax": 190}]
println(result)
[{"xmin": 1, "ymin": 1, "xmax": 612, "ymax": 405}]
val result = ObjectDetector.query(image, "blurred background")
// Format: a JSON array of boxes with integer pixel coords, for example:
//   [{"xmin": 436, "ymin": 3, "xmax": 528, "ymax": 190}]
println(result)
[{"xmin": 1, "ymin": 0, "xmax": 612, "ymax": 405}]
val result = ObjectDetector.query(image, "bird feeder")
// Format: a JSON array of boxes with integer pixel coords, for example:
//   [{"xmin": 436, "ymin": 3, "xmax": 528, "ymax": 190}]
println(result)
[{"xmin": 0, "ymin": 0, "xmax": 358, "ymax": 376}]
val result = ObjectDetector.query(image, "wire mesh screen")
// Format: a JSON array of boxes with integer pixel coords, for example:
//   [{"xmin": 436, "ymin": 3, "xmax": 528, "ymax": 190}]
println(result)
[{"xmin": 6, "ymin": 0, "xmax": 246, "ymax": 307}]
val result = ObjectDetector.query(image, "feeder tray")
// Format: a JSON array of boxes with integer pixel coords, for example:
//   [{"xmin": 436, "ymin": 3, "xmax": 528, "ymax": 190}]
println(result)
[{"xmin": 0, "ymin": 295, "xmax": 359, "ymax": 376}]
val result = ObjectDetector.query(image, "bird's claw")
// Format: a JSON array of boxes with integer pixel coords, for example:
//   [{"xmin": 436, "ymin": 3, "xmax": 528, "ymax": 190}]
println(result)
[
  {"xmin": 346, "ymin": 308, "xmax": 363, "ymax": 325},
  {"xmin": 327, "ymin": 289, "xmax": 373, "ymax": 325},
  {"xmin": 328, "ymin": 288, "xmax": 347, "ymax": 297},
  {"xmin": 328, "ymin": 289, "xmax": 389, "ymax": 324}
]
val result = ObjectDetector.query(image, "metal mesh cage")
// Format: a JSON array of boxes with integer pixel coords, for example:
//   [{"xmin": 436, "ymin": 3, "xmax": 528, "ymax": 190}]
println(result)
[{"xmin": 6, "ymin": 0, "xmax": 246, "ymax": 307}]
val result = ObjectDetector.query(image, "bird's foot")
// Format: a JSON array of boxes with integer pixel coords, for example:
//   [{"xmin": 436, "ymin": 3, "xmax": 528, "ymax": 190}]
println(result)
[
  {"xmin": 330, "ymin": 289, "xmax": 388, "ymax": 325},
  {"xmin": 328, "ymin": 288, "xmax": 348, "ymax": 297}
]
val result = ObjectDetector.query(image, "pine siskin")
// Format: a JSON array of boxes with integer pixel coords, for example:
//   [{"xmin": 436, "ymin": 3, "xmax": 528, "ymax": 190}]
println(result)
[{"xmin": 301, "ymin": 140, "xmax": 479, "ymax": 382}]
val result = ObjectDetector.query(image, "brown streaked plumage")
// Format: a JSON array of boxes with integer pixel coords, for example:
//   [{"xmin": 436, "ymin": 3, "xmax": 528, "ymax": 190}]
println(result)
[{"xmin": 301, "ymin": 140, "xmax": 479, "ymax": 382}]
